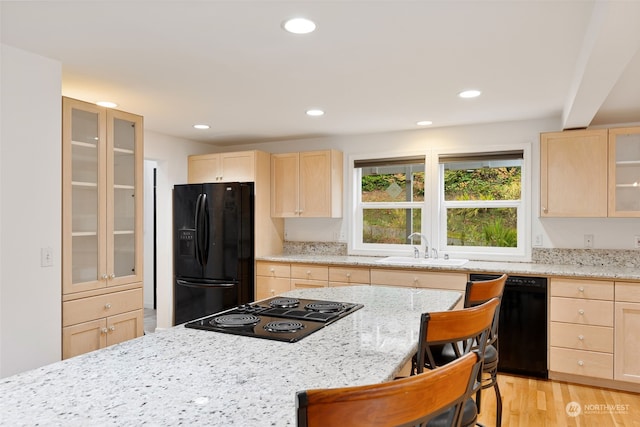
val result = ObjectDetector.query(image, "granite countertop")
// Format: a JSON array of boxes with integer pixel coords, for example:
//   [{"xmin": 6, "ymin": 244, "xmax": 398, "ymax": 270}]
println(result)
[
  {"xmin": 258, "ymin": 254, "xmax": 640, "ymax": 281},
  {"xmin": 0, "ymin": 286, "xmax": 461, "ymax": 427}
]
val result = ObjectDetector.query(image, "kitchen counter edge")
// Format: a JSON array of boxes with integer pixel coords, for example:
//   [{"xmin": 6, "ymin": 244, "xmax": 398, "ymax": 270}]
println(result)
[{"xmin": 257, "ymin": 254, "xmax": 640, "ymax": 281}]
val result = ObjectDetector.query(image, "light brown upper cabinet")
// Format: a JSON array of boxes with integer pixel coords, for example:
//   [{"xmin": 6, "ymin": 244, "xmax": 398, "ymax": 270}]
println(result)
[
  {"xmin": 608, "ymin": 126, "xmax": 640, "ymax": 217},
  {"xmin": 188, "ymin": 151, "xmax": 256, "ymax": 183},
  {"xmin": 271, "ymin": 150, "xmax": 343, "ymax": 218},
  {"xmin": 540, "ymin": 129, "xmax": 609, "ymax": 217},
  {"xmin": 62, "ymin": 97, "xmax": 144, "ymax": 295},
  {"xmin": 541, "ymin": 127, "xmax": 640, "ymax": 218}
]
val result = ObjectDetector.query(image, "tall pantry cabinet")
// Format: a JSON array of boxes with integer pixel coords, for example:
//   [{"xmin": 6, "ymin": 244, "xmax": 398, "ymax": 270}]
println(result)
[{"xmin": 61, "ymin": 97, "xmax": 144, "ymax": 359}]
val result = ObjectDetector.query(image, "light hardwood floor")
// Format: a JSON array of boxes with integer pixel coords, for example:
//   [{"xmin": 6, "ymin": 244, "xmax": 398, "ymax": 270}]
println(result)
[{"xmin": 476, "ymin": 374, "xmax": 640, "ymax": 427}]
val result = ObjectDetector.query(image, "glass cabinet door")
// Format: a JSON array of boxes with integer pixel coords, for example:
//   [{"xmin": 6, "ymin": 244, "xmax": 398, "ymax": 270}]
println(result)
[
  {"xmin": 63, "ymin": 98, "xmax": 106, "ymax": 294},
  {"xmin": 107, "ymin": 110, "xmax": 143, "ymax": 286},
  {"xmin": 609, "ymin": 127, "xmax": 640, "ymax": 217}
]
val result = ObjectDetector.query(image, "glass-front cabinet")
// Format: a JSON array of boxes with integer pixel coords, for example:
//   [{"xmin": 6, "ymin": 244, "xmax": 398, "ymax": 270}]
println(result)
[
  {"xmin": 609, "ymin": 126, "xmax": 640, "ymax": 217},
  {"xmin": 62, "ymin": 97, "xmax": 143, "ymax": 294}
]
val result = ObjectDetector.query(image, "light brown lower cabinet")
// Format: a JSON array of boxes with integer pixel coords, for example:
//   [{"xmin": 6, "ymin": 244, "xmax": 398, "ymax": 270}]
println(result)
[
  {"xmin": 62, "ymin": 287, "xmax": 144, "ymax": 359},
  {"xmin": 614, "ymin": 282, "xmax": 640, "ymax": 384},
  {"xmin": 255, "ymin": 261, "xmax": 291, "ymax": 300}
]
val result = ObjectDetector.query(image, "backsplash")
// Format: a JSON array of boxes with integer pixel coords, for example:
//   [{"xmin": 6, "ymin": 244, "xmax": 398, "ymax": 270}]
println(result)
[
  {"xmin": 283, "ymin": 242, "xmax": 639, "ymax": 268},
  {"xmin": 532, "ymin": 248, "xmax": 640, "ymax": 268},
  {"xmin": 283, "ymin": 241, "xmax": 347, "ymax": 256}
]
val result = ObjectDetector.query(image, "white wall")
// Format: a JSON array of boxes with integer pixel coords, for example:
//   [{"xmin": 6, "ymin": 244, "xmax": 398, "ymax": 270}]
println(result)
[
  {"xmin": 143, "ymin": 130, "xmax": 213, "ymax": 329},
  {"xmin": 224, "ymin": 117, "xmax": 640, "ymax": 252},
  {"xmin": 0, "ymin": 45, "xmax": 62, "ymax": 378}
]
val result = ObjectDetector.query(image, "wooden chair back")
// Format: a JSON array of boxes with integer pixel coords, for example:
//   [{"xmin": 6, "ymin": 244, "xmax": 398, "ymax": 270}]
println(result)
[
  {"xmin": 464, "ymin": 274, "xmax": 507, "ymax": 346},
  {"xmin": 415, "ymin": 298, "xmax": 500, "ymax": 373},
  {"xmin": 296, "ymin": 351, "xmax": 481, "ymax": 427}
]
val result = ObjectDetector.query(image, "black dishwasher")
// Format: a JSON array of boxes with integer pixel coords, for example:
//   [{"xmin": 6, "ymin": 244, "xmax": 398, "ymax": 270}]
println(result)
[{"xmin": 469, "ymin": 274, "xmax": 548, "ymax": 379}]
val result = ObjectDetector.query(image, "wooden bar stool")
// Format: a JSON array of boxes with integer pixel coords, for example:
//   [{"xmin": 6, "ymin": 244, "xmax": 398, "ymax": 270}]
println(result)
[
  {"xmin": 296, "ymin": 351, "xmax": 482, "ymax": 427},
  {"xmin": 413, "ymin": 298, "xmax": 500, "ymax": 427},
  {"xmin": 462, "ymin": 274, "xmax": 507, "ymax": 427}
]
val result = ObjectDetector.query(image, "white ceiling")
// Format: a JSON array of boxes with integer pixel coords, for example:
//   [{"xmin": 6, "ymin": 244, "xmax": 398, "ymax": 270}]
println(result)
[{"xmin": 2, "ymin": 1, "xmax": 640, "ymax": 146}]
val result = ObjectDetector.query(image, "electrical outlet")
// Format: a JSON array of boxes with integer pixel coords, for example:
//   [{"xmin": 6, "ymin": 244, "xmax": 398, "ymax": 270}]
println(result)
[
  {"xmin": 534, "ymin": 234, "xmax": 543, "ymax": 246},
  {"xmin": 635, "ymin": 235, "xmax": 640, "ymax": 249},
  {"xmin": 584, "ymin": 234, "xmax": 594, "ymax": 248}
]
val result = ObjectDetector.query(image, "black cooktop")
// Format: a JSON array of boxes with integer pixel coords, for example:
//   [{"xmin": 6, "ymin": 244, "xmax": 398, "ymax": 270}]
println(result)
[{"xmin": 184, "ymin": 296, "xmax": 363, "ymax": 343}]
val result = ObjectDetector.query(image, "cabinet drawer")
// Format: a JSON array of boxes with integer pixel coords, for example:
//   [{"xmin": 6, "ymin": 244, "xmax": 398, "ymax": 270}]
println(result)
[
  {"xmin": 256, "ymin": 276, "xmax": 290, "ymax": 301},
  {"xmin": 256, "ymin": 261, "xmax": 290, "ymax": 278},
  {"xmin": 551, "ymin": 278, "xmax": 613, "ymax": 300},
  {"xmin": 329, "ymin": 267, "xmax": 370, "ymax": 284},
  {"xmin": 291, "ymin": 279, "xmax": 328, "ymax": 290},
  {"xmin": 550, "ymin": 297, "xmax": 613, "ymax": 327},
  {"xmin": 370, "ymin": 269, "xmax": 466, "ymax": 290},
  {"xmin": 550, "ymin": 322, "xmax": 613, "ymax": 353},
  {"xmin": 550, "ymin": 347, "xmax": 613, "ymax": 379},
  {"xmin": 63, "ymin": 288, "xmax": 143, "ymax": 327},
  {"xmin": 616, "ymin": 281, "xmax": 640, "ymax": 303},
  {"xmin": 291, "ymin": 264, "xmax": 329, "ymax": 281}
]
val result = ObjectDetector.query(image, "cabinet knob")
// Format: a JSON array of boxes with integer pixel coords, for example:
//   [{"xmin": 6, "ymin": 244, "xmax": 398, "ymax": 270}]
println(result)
[
  {"xmin": 542, "ymin": 207, "xmax": 548, "ymax": 213},
  {"xmin": 578, "ymin": 335, "xmax": 584, "ymax": 341},
  {"xmin": 109, "ymin": 273, "xmax": 116, "ymax": 279},
  {"xmin": 102, "ymin": 274, "xmax": 108, "ymax": 280},
  {"xmin": 346, "ymin": 273, "xmax": 351, "ymax": 278},
  {"xmin": 306, "ymin": 270, "xmax": 311, "ymax": 276},
  {"xmin": 101, "ymin": 328, "xmax": 108, "ymax": 334},
  {"xmin": 269, "ymin": 267, "xmax": 275, "ymax": 274},
  {"xmin": 578, "ymin": 309, "xmax": 585, "ymax": 315},
  {"xmin": 578, "ymin": 287, "xmax": 585, "ymax": 292},
  {"xmin": 105, "ymin": 303, "xmax": 112, "ymax": 310},
  {"xmin": 109, "ymin": 326, "xmax": 116, "ymax": 332},
  {"xmin": 413, "ymin": 278, "xmax": 418, "ymax": 284},
  {"xmin": 577, "ymin": 360, "xmax": 584, "ymax": 366}
]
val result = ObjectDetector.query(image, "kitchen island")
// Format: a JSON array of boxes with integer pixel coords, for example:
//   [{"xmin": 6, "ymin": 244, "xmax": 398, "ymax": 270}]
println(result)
[{"xmin": 0, "ymin": 286, "xmax": 461, "ymax": 426}]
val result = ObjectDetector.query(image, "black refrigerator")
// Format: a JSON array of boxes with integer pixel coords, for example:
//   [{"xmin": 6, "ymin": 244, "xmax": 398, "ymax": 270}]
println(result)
[{"xmin": 173, "ymin": 182, "xmax": 254, "ymax": 325}]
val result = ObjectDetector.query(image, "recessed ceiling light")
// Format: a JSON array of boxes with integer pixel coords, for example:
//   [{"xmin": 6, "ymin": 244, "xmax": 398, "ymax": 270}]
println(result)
[
  {"xmin": 282, "ymin": 17, "xmax": 317, "ymax": 34},
  {"xmin": 193, "ymin": 124, "xmax": 210, "ymax": 130},
  {"xmin": 306, "ymin": 109, "xmax": 325, "ymax": 117},
  {"xmin": 458, "ymin": 90, "xmax": 481, "ymax": 99},
  {"xmin": 96, "ymin": 101, "xmax": 118, "ymax": 108},
  {"xmin": 416, "ymin": 120, "xmax": 433, "ymax": 126}
]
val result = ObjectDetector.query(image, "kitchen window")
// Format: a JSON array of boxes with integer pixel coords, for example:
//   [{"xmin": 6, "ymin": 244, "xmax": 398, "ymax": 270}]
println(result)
[
  {"xmin": 351, "ymin": 146, "xmax": 530, "ymax": 260},
  {"xmin": 439, "ymin": 151, "xmax": 524, "ymax": 257},
  {"xmin": 353, "ymin": 156, "xmax": 426, "ymax": 252}
]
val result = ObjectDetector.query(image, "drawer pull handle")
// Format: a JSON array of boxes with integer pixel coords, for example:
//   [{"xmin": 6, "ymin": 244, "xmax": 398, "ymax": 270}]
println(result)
[
  {"xmin": 306, "ymin": 270, "xmax": 311, "ymax": 276},
  {"xmin": 346, "ymin": 273, "xmax": 351, "ymax": 278},
  {"xmin": 105, "ymin": 303, "xmax": 112, "ymax": 310},
  {"xmin": 269, "ymin": 268, "xmax": 275, "ymax": 273},
  {"xmin": 578, "ymin": 309, "xmax": 585, "ymax": 315},
  {"xmin": 101, "ymin": 328, "xmax": 108, "ymax": 334},
  {"xmin": 578, "ymin": 335, "xmax": 584, "ymax": 341},
  {"xmin": 578, "ymin": 287, "xmax": 585, "ymax": 292},
  {"xmin": 577, "ymin": 360, "xmax": 584, "ymax": 366}
]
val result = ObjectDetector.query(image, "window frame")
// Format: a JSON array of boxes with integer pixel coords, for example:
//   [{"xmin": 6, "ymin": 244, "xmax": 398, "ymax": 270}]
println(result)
[{"xmin": 349, "ymin": 143, "xmax": 531, "ymax": 262}]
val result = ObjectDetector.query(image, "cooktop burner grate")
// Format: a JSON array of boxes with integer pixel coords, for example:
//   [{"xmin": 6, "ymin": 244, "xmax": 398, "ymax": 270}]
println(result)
[
  {"xmin": 263, "ymin": 320, "xmax": 305, "ymax": 333},
  {"xmin": 211, "ymin": 314, "xmax": 261, "ymax": 328}
]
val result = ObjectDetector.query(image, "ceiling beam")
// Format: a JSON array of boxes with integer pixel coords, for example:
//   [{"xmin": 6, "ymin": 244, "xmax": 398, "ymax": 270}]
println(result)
[{"xmin": 562, "ymin": 1, "xmax": 640, "ymax": 130}]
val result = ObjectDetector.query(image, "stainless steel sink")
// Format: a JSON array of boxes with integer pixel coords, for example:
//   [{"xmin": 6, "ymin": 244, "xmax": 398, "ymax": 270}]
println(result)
[{"xmin": 376, "ymin": 256, "xmax": 469, "ymax": 266}]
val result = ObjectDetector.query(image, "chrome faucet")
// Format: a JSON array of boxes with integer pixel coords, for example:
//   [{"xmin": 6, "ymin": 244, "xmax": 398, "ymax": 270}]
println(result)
[{"xmin": 407, "ymin": 232, "xmax": 429, "ymax": 258}]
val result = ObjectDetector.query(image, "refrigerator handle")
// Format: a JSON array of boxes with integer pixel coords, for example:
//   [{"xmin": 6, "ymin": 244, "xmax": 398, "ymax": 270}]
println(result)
[
  {"xmin": 194, "ymin": 193, "xmax": 204, "ymax": 267},
  {"xmin": 200, "ymin": 193, "xmax": 210, "ymax": 265}
]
